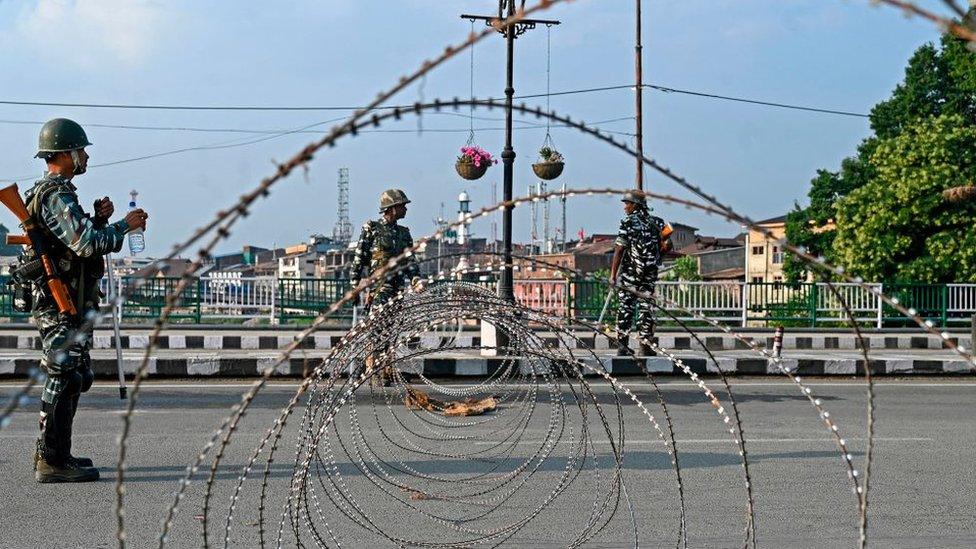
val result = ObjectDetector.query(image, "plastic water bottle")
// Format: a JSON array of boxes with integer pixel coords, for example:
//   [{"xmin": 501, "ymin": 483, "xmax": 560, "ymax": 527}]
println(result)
[{"xmin": 128, "ymin": 190, "xmax": 145, "ymax": 254}]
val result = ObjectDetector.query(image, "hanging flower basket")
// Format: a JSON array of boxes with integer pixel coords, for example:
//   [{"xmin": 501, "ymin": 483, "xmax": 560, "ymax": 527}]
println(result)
[
  {"xmin": 532, "ymin": 161, "xmax": 564, "ymax": 180},
  {"xmin": 532, "ymin": 146, "xmax": 565, "ymax": 180},
  {"xmin": 456, "ymin": 146, "xmax": 496, "ymax": 181}
]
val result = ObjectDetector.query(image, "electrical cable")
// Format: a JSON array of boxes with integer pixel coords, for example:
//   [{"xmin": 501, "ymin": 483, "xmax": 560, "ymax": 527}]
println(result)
[{"xmin": 0, "ymin": 83, "xmax": 871, "ymax": 117}]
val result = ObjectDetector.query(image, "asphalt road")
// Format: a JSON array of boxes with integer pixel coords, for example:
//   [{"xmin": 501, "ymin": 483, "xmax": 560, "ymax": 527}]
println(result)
[{"xmin": 1, "ymin": 378, "xmax": 974, "ymax": 548}]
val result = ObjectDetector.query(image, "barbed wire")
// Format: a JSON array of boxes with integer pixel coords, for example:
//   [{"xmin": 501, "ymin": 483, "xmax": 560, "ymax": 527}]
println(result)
[
  {"xmin": 873, "ymin": 0, "xmax": 976, "ymax": 43},
  {"xmin": 0, "ymin": 3, "xmax": 969, "ymax": 547}
]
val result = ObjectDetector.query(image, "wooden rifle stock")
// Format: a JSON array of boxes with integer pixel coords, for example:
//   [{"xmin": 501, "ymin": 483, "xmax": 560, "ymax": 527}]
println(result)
[{"xmin": 0, "ymin": 183, "xmax": 77, "ymax": 316}]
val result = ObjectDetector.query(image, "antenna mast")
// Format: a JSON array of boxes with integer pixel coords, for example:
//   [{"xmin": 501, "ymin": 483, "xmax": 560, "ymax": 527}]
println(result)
[{"xmin": 332, "ymin": 168, "xmax": 352, "ymax": 245}]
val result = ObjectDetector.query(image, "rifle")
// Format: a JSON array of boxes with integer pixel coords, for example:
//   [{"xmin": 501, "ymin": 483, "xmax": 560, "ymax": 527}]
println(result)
[{"xmin": 0, "ymin": 183, "xmax": 77, "ymax": 315}]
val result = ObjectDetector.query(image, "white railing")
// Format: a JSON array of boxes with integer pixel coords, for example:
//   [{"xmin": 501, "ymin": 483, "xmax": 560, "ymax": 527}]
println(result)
[
  {"xmin": 812, "ymin": 282, "xmax": 883, "ymax": 326},
  {"xmin": 657, "ymin": 281, "xmax": 744, "ymax": 323},
  {"xmin": 199, "ymin": 276, "xmax": 277, "ymax": 320},
  {"xmin": 947, "ymin": 284, "xmax": 976, "ymax": 315},
  {"xmin": 514, "ymin": 280, "xmax": 570, "ymax": 317},
  {"xmin": 87, "ymin": 276, "xmax": 976, "ymax": 327}
]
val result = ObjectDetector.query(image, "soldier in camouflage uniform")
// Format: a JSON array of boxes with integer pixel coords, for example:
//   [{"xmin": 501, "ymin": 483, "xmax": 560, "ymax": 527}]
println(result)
[
  {"xmin": 349, "ymin": 189, "xmax": 420, "ymax": 385},
  {"xmin": 23, "ymin": 118, "xmax": 148, "ymax": 482},
  {"xmin": 609, "ymin": 191, "xmax": 672, "ymax": 357}
]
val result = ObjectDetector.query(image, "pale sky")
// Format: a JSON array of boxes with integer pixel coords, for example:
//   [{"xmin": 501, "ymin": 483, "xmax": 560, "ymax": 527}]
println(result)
[{"xmin": 0, "ymin": 1, "xmax": 954, "ymax": 256}]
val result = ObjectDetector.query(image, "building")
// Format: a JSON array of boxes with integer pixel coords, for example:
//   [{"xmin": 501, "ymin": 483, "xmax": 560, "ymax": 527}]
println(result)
[
  {"xmin": 0, "ymin": 224, "xmax": 23, "ymax": 257},
  {"xmin": 669, "ymin": 222, "xmax": 698, "ymax": 253},
  {"xmin": 521, "ymin": 235, "xmax": 616, "ymax": 278},
  {"xmin": 745, "ymin": 215, "xmax": 787, "ymax": 283},
  {"xmin": 671, "ymin": 232, "xmax": 746, "ymax": 281},
  {"xmin": 0, "ymin": 224, "xmax": 24, "ymax": 276},
  {"xmin": 316, "ymin": 245, "xmax": 356, "ymax": 279},
  {"xmin": 108, "ymin": 256, "xmax": 156, "ymax": 279},
  {"xmin": 695, "ymin": 247, "xmax": 745, "ymax": 280},
  {"xmin": 278, "ymin": 247, "xmax": 319, "ymax": 279},
  {"xmin": 277, "ymin": 234, "xmax": 345, "ymax": 280},
  {"xmin": 131, "ymin": 258, "xmax": 196, "ymax": 278}
]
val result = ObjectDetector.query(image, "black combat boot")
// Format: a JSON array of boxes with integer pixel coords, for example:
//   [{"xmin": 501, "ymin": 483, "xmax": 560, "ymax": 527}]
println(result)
[
  {"xmin": 638, "ymin": 343, "xmax": 656, "ymax": 357},
  {"xmin": 35, "ymin": 458, "xmax": 99, "ymax": 483},
  {"xmin": 34, "ymin": 440, "xmax": 93, "ymax": 470},
  {"xmin": 616, "ymin": 341, "xmax": 633, "ymax": 357}
]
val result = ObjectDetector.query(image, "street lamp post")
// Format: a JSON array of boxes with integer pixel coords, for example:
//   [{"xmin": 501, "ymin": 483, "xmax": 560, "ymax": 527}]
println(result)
[{"xmin": 461, "ymin": 1, "xmax": 560, "ymax": 303}]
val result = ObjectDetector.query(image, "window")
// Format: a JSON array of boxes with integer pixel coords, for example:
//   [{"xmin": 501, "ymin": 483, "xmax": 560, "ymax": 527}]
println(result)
[
  {"xmin": 772, "ymin": 246, "xmax": 784, "ymax": 264},
  {"xmin": 752, "ymin": 276, "xmax": 764, "ymax": 284},
  {"xmin": 752, "ymin": 246, "xmax": 764, "ymax": 255}
]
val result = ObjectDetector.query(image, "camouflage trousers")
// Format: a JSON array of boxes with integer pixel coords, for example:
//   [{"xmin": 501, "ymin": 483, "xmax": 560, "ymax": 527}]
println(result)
[
  {"xmin": 34, "ymin": 303, "xmax": 95, "ymax": 465},
  {"xmin": 615, "ymin": 278, "xmax": 657, "ymax": 345},
  {"xmin": 362, "ymin": 282, "xmax": 407, "ymax": 386},
  {"xmin": 363, "ymin": 281, "xmax": 406, "ymax": 314}
]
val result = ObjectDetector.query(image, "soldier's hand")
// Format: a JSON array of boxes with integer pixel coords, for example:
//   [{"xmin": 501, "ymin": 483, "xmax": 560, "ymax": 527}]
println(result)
[
  {"xmin": 411, "ymin": 277, "xmax": 426, "ymax": 293},
  {"xmin": 94, "ymin": 197, "xmax": 114, "ymax": 219},
  {"xmin": 125, "ymin": 209, "xmax": 149, "ymax": 231}
]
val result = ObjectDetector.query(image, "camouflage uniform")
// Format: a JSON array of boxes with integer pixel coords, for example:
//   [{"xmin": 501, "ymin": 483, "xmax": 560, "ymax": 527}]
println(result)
[
  {"xmin": 349, "ymin": 218, "xmax": 419, "ymax": 311},
  {"xmin": 615, "ymin": 207, "xmax": 668, "ymax": 347},
  {"xmin": 27, "ymin": 172, "xmax": 128, "ymax": 465}
]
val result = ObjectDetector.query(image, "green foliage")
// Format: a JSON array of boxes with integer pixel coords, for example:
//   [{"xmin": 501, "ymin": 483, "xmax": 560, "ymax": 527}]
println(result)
[
  {"xmin": 787, "ymin": 30, "xmax": 976, "ymax": 282},
  {"xmin": 661, "ymin": 256, "xmax": 701, "ymax": 282},
  {"xmin": 870, "ymin": 37, "xmax": 976, "ymax": 140},
  {"xmin": 833, "ymin": 115, "xmax": 976, "ymax": 282},
  {"xmin": 538, "ymin": 146, "xmax": 564, "ymax": 163}
]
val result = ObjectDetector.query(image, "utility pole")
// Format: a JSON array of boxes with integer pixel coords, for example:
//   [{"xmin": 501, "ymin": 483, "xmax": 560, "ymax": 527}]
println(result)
[
  {"xmin": 529, "ymin": 184, "xmax": 538, "ymax": 253},
  {"xmin": 635, "ymin": 0, "xmax": 645, "ymax": 191},
  {"xmin": 560, "ymin": 181, "xmax": 567, "ymax": 252},
  {"xmin": 490, "ymin": 180, "xmax": 498, "ymax": 253},
  {"xmin": 461, "ymin": 1, "xmax": 560, "ymax": 301},
  {"xmin": 541, "ymin": 180, "xmax": 550, "ymax": 254}
]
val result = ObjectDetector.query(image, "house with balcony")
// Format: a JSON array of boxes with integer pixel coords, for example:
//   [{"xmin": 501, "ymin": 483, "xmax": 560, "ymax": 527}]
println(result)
[{"xmin": 745, "ymin": 215, "xmax": 787, "ymax": 283}]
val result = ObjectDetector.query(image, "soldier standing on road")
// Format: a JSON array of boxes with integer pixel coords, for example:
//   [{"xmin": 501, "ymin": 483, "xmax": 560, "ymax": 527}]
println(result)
[
  {"xmin": 609, "ymin": 191, "xmax": 672, "ymax": 357},
  {"xmin": 22, "ymin": 119, "xmax": 148, "ymax": 482},
  {"xmin": 349, "ymin": 189, "xmax": 421, "ymax": 385}
]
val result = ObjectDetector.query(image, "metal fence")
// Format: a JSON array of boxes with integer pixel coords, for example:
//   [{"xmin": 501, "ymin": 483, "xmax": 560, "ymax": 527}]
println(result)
[{"xmin": 0, "ymin": 275, "xmax": 974, "ymax": 327}]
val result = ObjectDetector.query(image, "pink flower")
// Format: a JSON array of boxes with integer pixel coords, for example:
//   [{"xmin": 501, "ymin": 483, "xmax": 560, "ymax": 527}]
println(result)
[{"xmin": 458, "ymin": 145, "xmax": 496, "ymax": 167}]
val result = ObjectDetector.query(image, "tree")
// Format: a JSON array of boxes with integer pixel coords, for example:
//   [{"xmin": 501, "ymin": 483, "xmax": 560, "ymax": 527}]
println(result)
[
  {"xmin": 661, "ymin": 256, "xmax": 701, "ymax": 282},
  {"xmin": 833, "ymin": 114, "xmax": 976, "ymax": 282},
  {"xmin": 786, "ymin": 31, "xmax": 976, "ymax": 281}
]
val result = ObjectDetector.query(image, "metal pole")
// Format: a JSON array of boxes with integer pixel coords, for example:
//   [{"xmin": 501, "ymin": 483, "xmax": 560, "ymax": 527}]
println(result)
[
  {"xmin": 105, "ymin": 253, "xmax": 127, "ymax": 400},
  {"xmin": 499, "ymin": 0, "xmax": 516, "ymax": 303},
  {"xmin": 635, "ymin": 0, "xmax": 644, "ymax": 191}
]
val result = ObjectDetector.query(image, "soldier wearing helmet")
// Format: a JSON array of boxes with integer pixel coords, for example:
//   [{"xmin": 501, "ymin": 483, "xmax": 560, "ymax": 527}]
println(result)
[
  {"xmin": 349, "ymin": 189, "xmax": 420, "ymax": 307},
  {"xmin": 24, "ymin": 118, "xmax": 148, "ymax": 482},
  {"xmin": 349, "ymin": 189, "xmax": 421, "ymax": 384},
  {"xmin": 609, "ymin": 190, "xmax": 673, "ymax": 357}
]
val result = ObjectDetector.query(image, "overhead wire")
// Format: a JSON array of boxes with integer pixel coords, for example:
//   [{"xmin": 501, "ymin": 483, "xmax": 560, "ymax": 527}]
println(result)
[
  {"xmin": 0, "ymin": 82, "xmax": 871, "ymax": 117},
  {"xmin": 0, "ymin": 115, "xmax": 636, "ymax": 182}
]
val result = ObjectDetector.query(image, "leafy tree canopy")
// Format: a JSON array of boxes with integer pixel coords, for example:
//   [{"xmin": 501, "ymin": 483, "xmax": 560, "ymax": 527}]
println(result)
[
  {"xmin": 833, "ymin": 114, "xmax": 976, "ymax": 283},
  {"xmin": 785, "ymin": 31, "xmax": 976, "ymax": 282},
  {"xmin": 661, "ymin": 256, "xmax": 702, "ymax": 282}
]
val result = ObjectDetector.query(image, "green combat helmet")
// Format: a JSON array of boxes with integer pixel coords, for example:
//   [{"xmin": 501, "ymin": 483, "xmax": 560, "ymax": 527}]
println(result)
[
  {"xmin": 621, "ymin": 190, "xmax": 647, "ymax": 206},
  {"xmin": 35, "ymin": 118, "xmax": 92, "ymax": 158},
  {"xmin": 379, "ymin": 188, "xmax": 411, "ymax": 212}
]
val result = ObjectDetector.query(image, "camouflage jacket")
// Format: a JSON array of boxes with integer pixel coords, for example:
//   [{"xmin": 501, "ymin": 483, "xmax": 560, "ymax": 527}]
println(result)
[
  {"xmin": 349, "ymin": 218, "xmax": 419, "ymax": 288},
  {"xmin": 615, "ymin": 210, "xmax": 668, "ymax": 281},
  {"xmin": 25, "ymin": 173, "xmax": 128, "ymax": 306}
]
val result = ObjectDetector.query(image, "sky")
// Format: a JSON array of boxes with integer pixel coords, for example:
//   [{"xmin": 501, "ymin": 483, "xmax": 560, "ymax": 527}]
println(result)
[{"xmin": 0, "ymin": 0, "xmax": 958, "ymax": 256}]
